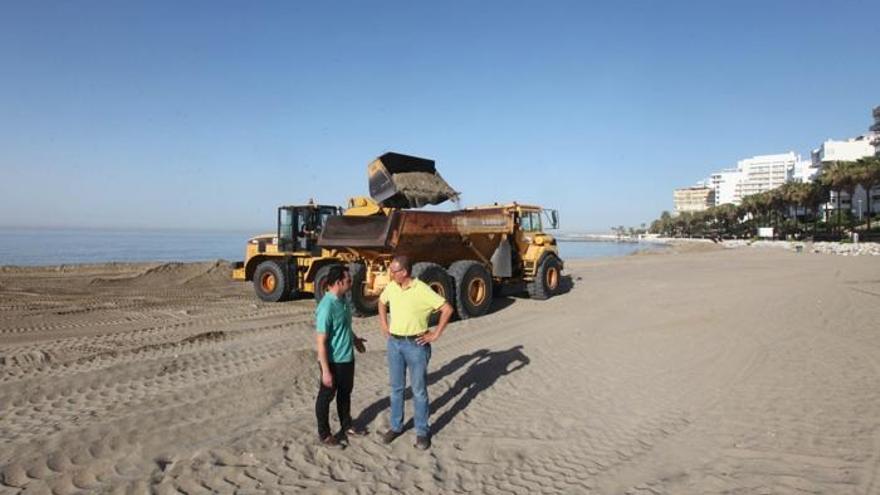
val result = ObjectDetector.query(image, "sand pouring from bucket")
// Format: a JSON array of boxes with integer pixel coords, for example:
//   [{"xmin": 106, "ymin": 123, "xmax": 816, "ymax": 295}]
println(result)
[{"xmin": 367, "ymin": 152, "xmax": 459, "ymax": 209}]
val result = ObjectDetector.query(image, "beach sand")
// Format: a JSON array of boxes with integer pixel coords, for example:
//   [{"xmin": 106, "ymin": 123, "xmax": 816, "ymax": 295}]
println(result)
[{"xmin": 2, "ymin": 247, "xmax": 879, "ymax": 494}]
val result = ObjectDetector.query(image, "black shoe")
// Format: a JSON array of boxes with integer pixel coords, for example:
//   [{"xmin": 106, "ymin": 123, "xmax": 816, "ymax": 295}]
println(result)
[
  {"xmin": 381, "ymin": 429, "xmax": 402, "ymax": 445},
  {"xmin": 414, "ymin": 436, "xmax": 431, "ymax": 450}
]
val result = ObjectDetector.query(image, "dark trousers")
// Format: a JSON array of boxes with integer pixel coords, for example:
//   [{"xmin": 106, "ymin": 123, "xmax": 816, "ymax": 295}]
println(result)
[{"xmin": 315, "ymin": 361, "xmax": 355, "ymax": 439}]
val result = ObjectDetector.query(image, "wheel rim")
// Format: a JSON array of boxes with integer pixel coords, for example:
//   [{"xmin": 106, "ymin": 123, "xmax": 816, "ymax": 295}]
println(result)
[
  {"xmin": 428, "ymin": 281, "xmax": 446, "ymax": 298},
  {"xmin": 468, "ymin": 278, "xmax": 487, "ymax": 305},
  {"xmin": 546, "ymin": 266, "xmax": 559, "ymax": 290},
  {"xmin": 260, "ymin": 272, "xmax": 276, "ymax": 293}
]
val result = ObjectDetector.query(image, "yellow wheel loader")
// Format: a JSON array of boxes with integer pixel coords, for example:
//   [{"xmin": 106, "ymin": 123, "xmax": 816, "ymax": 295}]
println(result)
[{"xmin": 232, "ymin": 202, "xmax": 343, "ymax": 302}]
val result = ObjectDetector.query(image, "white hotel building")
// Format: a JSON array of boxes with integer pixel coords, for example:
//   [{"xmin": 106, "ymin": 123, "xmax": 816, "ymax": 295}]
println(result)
[{"xmin": 709, "ymin": 152, "xmax": 801, "ymax": 206}]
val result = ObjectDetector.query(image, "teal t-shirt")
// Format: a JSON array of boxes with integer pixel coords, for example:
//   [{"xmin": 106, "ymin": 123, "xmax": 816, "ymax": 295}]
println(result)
[{"xmin": 315, "ymin": 292, "xmax": 354, "ymax": 363}]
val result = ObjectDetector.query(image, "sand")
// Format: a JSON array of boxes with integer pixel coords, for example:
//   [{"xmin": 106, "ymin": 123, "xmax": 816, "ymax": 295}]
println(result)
[
  {"xmin": 2, "ymin": 247, "xmax": 880, "ymax": 494},
  {"xmin": 389, "ymin": 172, "xmax": 458, "ymax": 208}
]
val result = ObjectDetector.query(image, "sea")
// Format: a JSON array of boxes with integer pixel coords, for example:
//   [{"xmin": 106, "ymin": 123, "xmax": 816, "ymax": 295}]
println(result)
[{"xmin": 0, "ymin": 227, "xmax": 664, "ymax": 267}]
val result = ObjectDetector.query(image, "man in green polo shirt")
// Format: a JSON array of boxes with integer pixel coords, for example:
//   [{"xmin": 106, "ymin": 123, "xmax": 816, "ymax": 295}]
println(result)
[
  {"xmin": 378, "ymin": 255, "xmax": 454, "ymax": 450},
  {"xmin": 315, "ymin": 265, "xmax": 367, "ymax": 447}
]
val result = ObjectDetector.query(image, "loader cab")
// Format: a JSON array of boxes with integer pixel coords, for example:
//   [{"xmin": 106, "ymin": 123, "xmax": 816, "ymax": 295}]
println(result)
[{"xmin": 278, "ymin": 204, "xmax": 342, "ymax": 254}]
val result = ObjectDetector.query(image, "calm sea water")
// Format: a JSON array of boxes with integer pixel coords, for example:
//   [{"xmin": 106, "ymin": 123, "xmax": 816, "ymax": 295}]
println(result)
[{"xmin": 0, "ymin": 227, "xmax": 663, "ymax": 266}]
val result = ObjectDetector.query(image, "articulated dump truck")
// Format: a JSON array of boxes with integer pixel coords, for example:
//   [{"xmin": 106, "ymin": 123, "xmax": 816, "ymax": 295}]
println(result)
[
  {"xmin": 316, "ymin": 153, "xmax": 564, "ymax": 319},
  {"xmin": 234, "ymin": 152, "xmax": 564, "ymax": 319}
]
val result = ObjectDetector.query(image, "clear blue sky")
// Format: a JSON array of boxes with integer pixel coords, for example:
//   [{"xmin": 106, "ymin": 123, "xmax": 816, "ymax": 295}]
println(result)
[{"xmin": 1, "ymin": 1, "xmax": 877, "ymax": 232}]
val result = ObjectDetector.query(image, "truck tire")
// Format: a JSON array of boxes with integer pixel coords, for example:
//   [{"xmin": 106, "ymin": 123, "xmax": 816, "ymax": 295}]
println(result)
[
  {"xmin": 527, "ymin": 254, "xmax": 562, "ymax": 300},
  {"xmin": 253, "ymin": 260, "xmax": 290, "ymax": 302},
  {"xmin": 448, "ymin": 260, "xmax": 493, "ymax": 319},
  {"xmin": 348, "ymin": 262, "xmax": 379, "ymax": 316},
  {"xmin": 412, "ymin": 262, "xmax": 455, "ymax": 304},
  {"xmin": 313, "ymin": 263, "xmax": 342, "ymax": 304},
  {"xmin": 412, "ymin": 262, "xmax": 455, "ymax": 325}
]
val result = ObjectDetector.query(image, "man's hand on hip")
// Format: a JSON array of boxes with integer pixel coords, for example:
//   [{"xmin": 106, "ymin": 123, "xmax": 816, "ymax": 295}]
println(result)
[{"xmin": 415, "ymin": 331, "xmax": 439, "ymax": 346}]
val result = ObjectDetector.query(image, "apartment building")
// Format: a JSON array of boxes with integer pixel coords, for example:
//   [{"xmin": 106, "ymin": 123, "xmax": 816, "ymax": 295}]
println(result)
[
  {"xmin": 734, "ymin": 152, "xmax": 797, "ymax": 200},
  {"xmin": 710, "ymin": 169, "xmax": 742, "ymax": 206},
  {"xmin": 673, "ymin": 186, "xmax": 715, "ymax": 214}
]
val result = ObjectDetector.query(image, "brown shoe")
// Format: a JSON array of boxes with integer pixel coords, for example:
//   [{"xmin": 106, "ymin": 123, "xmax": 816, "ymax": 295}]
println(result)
[
  {"xmin": 320, "ymin": 435, "xmax": 342, "ymax": 448},
  {"xmin": 381, "ymin": 429, "xmax": 402, "ymax": 445}
]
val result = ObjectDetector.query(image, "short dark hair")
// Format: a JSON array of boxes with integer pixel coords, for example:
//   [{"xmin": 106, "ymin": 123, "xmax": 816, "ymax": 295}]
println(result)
[
  {"xmin": 391, "ymin": 255, "xmax": 411, "ymax": 275},
  {"xmin": 326, "ymin": 265, "xmax": 349, "ymax": 287}
]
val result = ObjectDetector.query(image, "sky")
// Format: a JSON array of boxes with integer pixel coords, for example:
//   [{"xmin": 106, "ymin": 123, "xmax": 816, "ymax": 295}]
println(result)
[{"xmin": 1, "ymin": 1, "xmax": 877, "ymax": 233}]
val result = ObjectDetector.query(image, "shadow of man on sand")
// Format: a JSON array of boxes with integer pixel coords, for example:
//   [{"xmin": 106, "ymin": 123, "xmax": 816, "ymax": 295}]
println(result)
[{"xmin": 355, "ymin": 346, "xmax": 530, "ymax": 435}]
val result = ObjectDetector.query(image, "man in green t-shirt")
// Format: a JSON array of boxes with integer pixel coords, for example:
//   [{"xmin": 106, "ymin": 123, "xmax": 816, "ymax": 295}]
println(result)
[
  {"xmin": 315, "ymin": 265, "xmax": 367, "ymax": 447},
  {"xmin": 378, "ymin": 255, "xmax": 454, "ymax": 450}
]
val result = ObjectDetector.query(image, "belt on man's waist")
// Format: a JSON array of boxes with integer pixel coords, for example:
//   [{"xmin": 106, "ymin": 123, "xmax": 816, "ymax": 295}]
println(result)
[{"xmin": 389, "ymin": 333, "xmax": 426, "ymax": 340}]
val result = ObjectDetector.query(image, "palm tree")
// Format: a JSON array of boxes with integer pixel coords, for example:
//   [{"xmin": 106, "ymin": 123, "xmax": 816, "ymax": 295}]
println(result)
[
  {"xmin": 804, "ymin": 181, "xmax": 829, "ymax": 236},
  {"xmin": 852, "ymin": 157, "xmax": 880, "ymax": 231},
  {"xmin": 779, "ymin": 182, "xmax": 813, "ymax": 236},
  {"xmin": 713, "ymin": 203, "xmax": 739, "ymax": 238},
  {"xmin": 819, "ymin": 162, "xmax": 851, "ymax": 234},
  {"xmin": 739, "ymin": 194, "xmax": 763, "ymax": 237}
]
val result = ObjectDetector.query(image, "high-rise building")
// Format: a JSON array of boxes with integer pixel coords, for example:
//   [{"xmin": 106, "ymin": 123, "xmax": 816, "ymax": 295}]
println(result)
[
  {"xmin": 734, "ymin": 152, "xmax": 798, "ymax": 200},
  {"xmin": 710, "ymin": 169, "xmax": 742, "ymax": 206}
]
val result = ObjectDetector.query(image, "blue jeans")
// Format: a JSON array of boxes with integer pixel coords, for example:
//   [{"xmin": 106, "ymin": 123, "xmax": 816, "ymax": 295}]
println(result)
[{"xmin": 387, "ymin": 337, "xmax": 432, "ymax": 437}]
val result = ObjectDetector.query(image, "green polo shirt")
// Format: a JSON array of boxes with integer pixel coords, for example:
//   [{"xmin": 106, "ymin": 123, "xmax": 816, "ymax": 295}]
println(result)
[
  {"xmin": 379, "ymin": 279, "xmax": 447, "ymax": 336},
  {"xmin": 315, "ymin": 292, "xmax": 354, "ymax": 363}
]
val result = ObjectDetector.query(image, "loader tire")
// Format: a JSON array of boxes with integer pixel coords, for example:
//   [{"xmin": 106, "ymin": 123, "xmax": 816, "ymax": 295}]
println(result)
[
  {"xmin": 313, "ymin": 263, "xmax": 342, "ymax": 304},
  {"xmin": 448, "ymin": 260, "xmax": 493, "ymax": 319},
  {"xmin": 253, "ymin": 260, "xmax": 290, "ymax": 302},
  {"xmin": 412, "ymin": 262, "xmax": 455, "ymax": 325},
  {"xmin": 527, "ymin": 254, "xmax": 562, "ymax": 300},
  {"xmin": 348, "ymin": 262, "xmax": 378, "ymax": 316}
]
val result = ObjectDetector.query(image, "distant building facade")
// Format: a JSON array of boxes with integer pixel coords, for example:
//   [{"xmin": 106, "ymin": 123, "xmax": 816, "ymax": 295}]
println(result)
[
  {"xmin": 734, "ymin": 152, "xmax": 798, "ymax": 200},
  {"xmin": 674, "ymin": 186, "xmax": 715, "ymax": 214},
  {"xmin": 791, "ymin": 156, "xmax": 820, "ymax": 183},
  {"xmin": 701, "ymin": 152, "xmax": 799, "ymax": 207},
  {"xmin": 710, "ymin": 169, "xmax": 742, "ymax": 206},
  {"xmin": 870, "ymin": 106, "xmax": 880, "ymax": 155},
  {"xmin": 811, "ymin": 137, "xmax": 875, "ymax": 165},
  {"xmin": 813, "ymin": 136, "xmax": 878, "ymax": 217}
]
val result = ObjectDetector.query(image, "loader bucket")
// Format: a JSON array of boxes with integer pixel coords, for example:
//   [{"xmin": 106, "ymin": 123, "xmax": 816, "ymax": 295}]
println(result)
[{"xmin": 368, "ymin": 152, "xmax": 459, "ymax": 208}]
